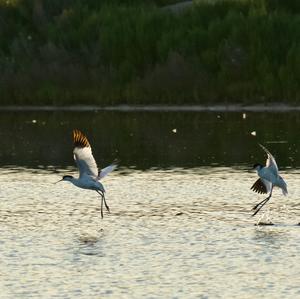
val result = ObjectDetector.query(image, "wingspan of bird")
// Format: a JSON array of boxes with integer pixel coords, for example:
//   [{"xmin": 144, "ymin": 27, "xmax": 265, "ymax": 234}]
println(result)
[
  {"xmin": 73, "ymin": 129, "xmax": 98, "ymax": 178},
  {"xmin": 250, "ymin": 178, "xmax": 271, "ymax": 194},
  {"xmin": 259, "ymin": 143, "xmax": 278, "ymax": 174}
]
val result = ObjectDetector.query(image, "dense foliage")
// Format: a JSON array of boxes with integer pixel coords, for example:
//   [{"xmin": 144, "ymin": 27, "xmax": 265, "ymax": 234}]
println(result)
[{"xmin": 0, "ymin": 0, "xmax": 300, "ymax": 105}]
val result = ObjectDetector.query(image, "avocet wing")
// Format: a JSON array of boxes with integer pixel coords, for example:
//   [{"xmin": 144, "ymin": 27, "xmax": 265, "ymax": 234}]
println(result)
[
  {"xmin": 251, "ymin": 178, "xmax": 272, "ymax": 194},
  {"xmin": 98, "ymin": 160, "xmax": 119, "ymax": 180},
  {"xmin": 259, "ymin": 143, "xmax": 278, "ymax": 174},
  {"xmin": 73, "ymin": 129, "xmax": 98, "ymax": 178}
]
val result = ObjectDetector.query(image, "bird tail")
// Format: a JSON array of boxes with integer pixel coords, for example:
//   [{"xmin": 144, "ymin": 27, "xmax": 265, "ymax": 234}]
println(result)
[
  {"xmin": 282, "ymin": 186, "xmax": 288, "ymax": 196},
  {"xmin": 97, "ymin": 159, "xmax": 119, "ymax": 180}
]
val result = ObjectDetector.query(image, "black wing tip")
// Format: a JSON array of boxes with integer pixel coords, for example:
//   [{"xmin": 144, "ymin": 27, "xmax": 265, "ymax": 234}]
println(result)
[
  {"xmin": 250, "ymin": 186, "xmax": 264, "ymax": 194},
  {"xmin": 73, "ymin": 129, "xmax": 90, "ymax": 148},
  {"xmin": 250, "ymin": 178, "xmax": 268, "ymax": 194}
]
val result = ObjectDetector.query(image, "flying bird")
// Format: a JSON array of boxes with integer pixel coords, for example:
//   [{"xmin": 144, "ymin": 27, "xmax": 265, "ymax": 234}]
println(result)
[
  {"xmin": 250, "ymin": 144, "xmax": 288, "ymax": 216},
  {"xmin": 57, "ymin": 129, "xmax": 118, "ymax": 218}
]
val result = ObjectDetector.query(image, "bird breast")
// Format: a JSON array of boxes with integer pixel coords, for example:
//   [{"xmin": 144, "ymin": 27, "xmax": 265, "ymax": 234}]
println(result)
[
  {"xmin": 258, "ymin": 167, "xmax": 277, "ymax": 183},
  {"xmin": 72, "ymin": 177, "xmax": 104, "ymax": 192}
]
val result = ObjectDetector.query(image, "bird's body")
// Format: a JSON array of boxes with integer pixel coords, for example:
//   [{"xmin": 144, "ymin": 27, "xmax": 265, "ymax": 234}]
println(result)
[
  {"xmin": 63, "ymin": 174, "xmax": 105, "ymax": 192},
  {"xmin": 256, "ymin": 167, "xmax": 287, "ymax": 195},
  {"xmin": 57, "ymin": 129, "xmax": 118, "ymax": 218},
  {"xmin": 251, "ymin": 144, "xmax": 287, "ymax": 216}
]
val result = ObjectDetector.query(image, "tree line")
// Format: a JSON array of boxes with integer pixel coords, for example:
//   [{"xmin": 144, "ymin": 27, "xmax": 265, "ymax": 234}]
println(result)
[{"xmin": 0, "ymin": 0, "xmax": 300, "ymax": 105}]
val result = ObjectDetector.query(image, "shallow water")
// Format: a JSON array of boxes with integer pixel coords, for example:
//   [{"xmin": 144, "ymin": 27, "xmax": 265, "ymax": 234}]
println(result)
[
  {"xmin": 1, "ymin": 110, "xmax": 300, "ymax": 298},
  {"xmin": 1, "ymin": 167, "xmax": 300, "ymax": 298}
]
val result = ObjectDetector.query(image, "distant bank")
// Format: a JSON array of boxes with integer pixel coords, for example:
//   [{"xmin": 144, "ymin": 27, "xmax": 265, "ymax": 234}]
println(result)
[{"xmin": 0, "ymin": 104, "xmax": 300, "ymax": 112}]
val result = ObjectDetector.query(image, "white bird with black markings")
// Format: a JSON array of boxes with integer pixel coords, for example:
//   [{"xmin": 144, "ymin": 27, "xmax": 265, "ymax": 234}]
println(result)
[
  {"xmin": 251, "ymin": 144, "xmax": 288, "ymax": 216},
  {"xmin": 56, "ymin": 129, "xmax": 118, "ymax": 218}
]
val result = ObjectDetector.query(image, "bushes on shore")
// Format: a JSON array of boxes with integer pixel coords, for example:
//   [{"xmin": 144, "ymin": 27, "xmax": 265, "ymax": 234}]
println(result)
[{"xmin": 0, "ymin": 0, "xmax": 300, "ymax": 105}]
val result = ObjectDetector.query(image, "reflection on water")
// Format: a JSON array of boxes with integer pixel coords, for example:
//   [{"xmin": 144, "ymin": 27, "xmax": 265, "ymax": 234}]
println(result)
[
  {"xmin": 0, "ymin": 111, "xmax": 299, "ymax": 168},
  {"xmin": 1, "ymin": 111, "xmax": 300, "ymax": 298},
  {"xmin": 0, "ymin": 167, "xmax": 300, "ymax": 298}
]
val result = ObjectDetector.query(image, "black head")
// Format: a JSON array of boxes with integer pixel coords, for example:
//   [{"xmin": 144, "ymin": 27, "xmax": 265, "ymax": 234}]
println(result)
[
  {"xmin": 55, "ymin": 175, "xmax": 74, "ymax": 184},
  {"xmin": 253, "ymin": 163, "xmax": 263, "ymax": 170}
]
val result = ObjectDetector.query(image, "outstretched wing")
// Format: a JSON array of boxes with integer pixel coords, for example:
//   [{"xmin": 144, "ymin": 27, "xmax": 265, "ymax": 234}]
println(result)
[
  {"xmin": 259, "ymin": 143, "xmax": 278, "ymax": 174},
  {"xmin": 279, "ymin": 175, "xmax": 288, "ymax": 196},
  {"xmin": 250, "ymin": 178, "xmax": 271, "ymax": 194},
  {"xmin": 98, "ymin": 159, "xmax": 119, "ymax": 180},
  {"xmin": 73, "ymin": 129, "xmax": 98, "ymax": 178}
]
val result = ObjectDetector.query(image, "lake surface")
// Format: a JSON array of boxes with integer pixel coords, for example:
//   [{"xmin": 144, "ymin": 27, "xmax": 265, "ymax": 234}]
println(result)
[
  {"xmin": 0, "ymin": 109, "xmax": 300, "ymax": 169},
  {"xmin": 0, "ymin": 111, "xmax": 300, "ymax": 298}
]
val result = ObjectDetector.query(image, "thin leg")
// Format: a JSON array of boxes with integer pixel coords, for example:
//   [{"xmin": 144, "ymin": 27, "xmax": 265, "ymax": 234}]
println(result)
[
  {"xmin": 252, "ymin": 197, "xmax": 269, "ymax": 211},
  {"xmin": 96, "ymin": 190, "xmax": 104, "ymax": 218},
  {"xmin": 252, "ymin": 196, "xmax": 271, "ymax": 217},
  {"xmin": 100, "ymin": 194, "xmax": 104, "ymax": 219},
  {"xmin": 252, "ymin": 186, "xmax": 273, "ymax": 217},
  {"xmin": 102, "ymin": 193, "xmax": 110, "ymax": 213},
  {"xmin": 96, "ymin": 190, "xmax": 109, "ymax": 217}
]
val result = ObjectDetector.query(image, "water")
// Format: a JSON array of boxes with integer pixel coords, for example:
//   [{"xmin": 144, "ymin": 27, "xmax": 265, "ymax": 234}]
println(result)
[
  {"xmin": 0, "ymin": 110, "xmax": 300, "ymax": 168},
  {"xmin": 1, "ymin": 111, "xmax": 300, "ymax": 298}
]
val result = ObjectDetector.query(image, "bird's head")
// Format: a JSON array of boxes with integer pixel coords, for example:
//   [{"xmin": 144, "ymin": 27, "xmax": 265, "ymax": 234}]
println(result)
[
  {"xmin": 253, "ymin": 163, "xmax": 263, "ymax": 171},
  {"xmin": 55, "ymin": 175, "xmax": 74, "ymax": 183}
]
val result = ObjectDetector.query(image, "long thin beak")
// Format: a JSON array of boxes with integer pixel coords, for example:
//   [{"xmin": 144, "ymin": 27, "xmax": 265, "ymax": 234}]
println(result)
[{"xmin": 54, "ymin": 179, "xmax": 63, "ymax": 184}]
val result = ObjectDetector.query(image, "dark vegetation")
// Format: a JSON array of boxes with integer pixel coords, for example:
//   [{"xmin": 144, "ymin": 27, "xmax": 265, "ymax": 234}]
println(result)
[{"xmin": 0, "ymin": 0, "xmax": 300, "ymax": 105}]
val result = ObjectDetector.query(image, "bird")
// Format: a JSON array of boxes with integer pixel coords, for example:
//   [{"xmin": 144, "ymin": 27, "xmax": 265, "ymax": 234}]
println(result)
[
  {"xmin": 56, "ymin": 129, "xmax": 118, "ymax": 218},
  {"xmin": 250, "ymin": 143, "xmax": 288, "ymax": 217}
]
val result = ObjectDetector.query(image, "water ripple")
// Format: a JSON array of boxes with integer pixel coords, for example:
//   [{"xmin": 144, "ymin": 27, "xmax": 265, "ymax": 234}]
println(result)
[{"xmin": 0, "ymin": 167, "xmax": 300, "ymax": 298}]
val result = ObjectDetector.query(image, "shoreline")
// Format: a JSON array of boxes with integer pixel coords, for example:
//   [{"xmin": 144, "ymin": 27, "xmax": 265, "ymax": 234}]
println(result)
[{"xmin": 0, "ymin": 104, "xmax": 300, "ymax": 112}]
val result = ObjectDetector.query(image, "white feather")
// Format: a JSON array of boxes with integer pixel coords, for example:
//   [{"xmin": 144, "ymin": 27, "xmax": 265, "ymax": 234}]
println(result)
[
  {"xmin": 259, "ymin": 143, "xmax": 278, "ymax": 175},
  {"xmin": 73, "ymin": 146, "xmax": 98, "ymax": 179},
  {"xmin": 258, "ymin": 144, "xmax": 288, "ymax": 195},
  {"xmin": 261, "ymin": 178, "xmax": 272, "ymax": 193}
]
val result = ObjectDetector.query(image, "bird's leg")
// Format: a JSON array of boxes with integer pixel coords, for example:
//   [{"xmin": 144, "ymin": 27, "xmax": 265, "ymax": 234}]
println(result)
[
  {"xmin": 96, "ymin": 190, "xmax": 110, "ymax": 217},
  {"xmin": 100, "ymin": 194, "xmax": 104, "ymax": 219},
  {"xmin": 96, "ymin": 190, "xmax": 104, "ymax": 218},
  {"xmin": 252, "ymin": 186, "xmax": 273, "ymax": 217},
  {"xmin": 102, "ymin": 193, "xmax": 110, "ymax": 213},
  {"xmin": 252, "ymin": 197, "xmax": 269, "ymax": 211},
  {"xmin": 252, "ymin": 196, "xmax": 271, "ymax": 217}
]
